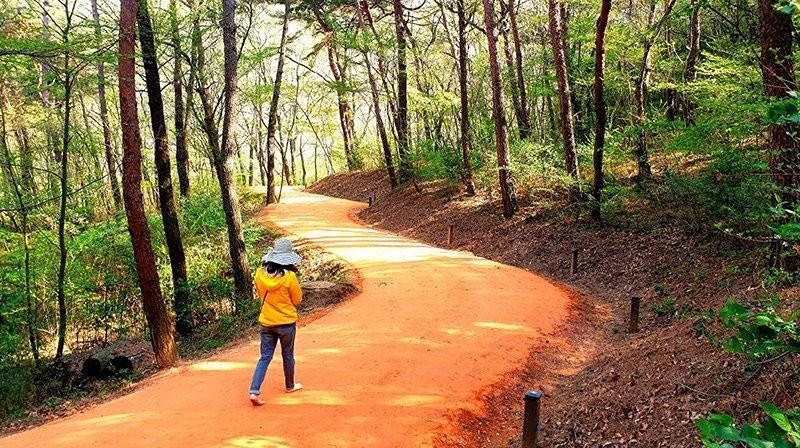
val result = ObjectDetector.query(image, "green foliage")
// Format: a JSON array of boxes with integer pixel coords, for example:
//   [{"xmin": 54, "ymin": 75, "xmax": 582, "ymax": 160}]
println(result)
[
  {"xmin": 718, "ymin": 298, "xmax": 800, "ymax": 360},
  {"xmin": 409, "ymin": 140, "xmax": 468, "ymax": 182},
  {"xmin": 650, "ymin": 297, "xmax": 677, "ymax": 317},
  {"xmin": 697, "ymin": 403, "xmax": 800, "ymax": 448},
  {"xmin": 662, "ymin": 148, "xmax": 773, "ymax": 234}
]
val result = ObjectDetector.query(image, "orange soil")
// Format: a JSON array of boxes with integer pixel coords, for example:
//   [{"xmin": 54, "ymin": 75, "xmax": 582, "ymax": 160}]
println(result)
[{"xmin": 0, "ymin": 188, "xmax": 572, "ymax": 448}]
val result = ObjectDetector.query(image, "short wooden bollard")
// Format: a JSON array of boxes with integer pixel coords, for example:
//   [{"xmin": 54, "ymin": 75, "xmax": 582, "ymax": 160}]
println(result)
[
  {"xmin": 570, "ymin": 248, "xmax": 578, "ymax": 275},
  {"xmin": 629, "ymin": 296, "xmax": 641, "ymax": 333},
  {"xmin": 368, "ymin": 193, "xmax": 374, "ymax": 207},
  {"xmin": 447, "ymin": 224, "xmax": 454, "ymax": 245},
  {"xmin": 522, "ymin": 390, "xmax": 542, "ymax": 448}
]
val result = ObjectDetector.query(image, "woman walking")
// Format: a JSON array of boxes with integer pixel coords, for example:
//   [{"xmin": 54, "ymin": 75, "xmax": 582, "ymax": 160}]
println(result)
[{"xmin": 249, "ymin": 238, "xmax": 304, "ymax": 406}]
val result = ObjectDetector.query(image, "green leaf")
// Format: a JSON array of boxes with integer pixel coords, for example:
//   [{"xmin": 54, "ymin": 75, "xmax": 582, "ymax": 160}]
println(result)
[
  {"xmin": 764, "ymin": 403, "xmax": 793, "ymax": 433},
  {"xmin": 720, "ymin": 300, "xmax": 750, "ymax": 323}
]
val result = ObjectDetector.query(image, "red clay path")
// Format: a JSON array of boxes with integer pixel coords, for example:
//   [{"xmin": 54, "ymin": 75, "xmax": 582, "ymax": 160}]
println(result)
[{"xmin": 0, "ymin": 188, "xmax": 572, "ymax": 448}]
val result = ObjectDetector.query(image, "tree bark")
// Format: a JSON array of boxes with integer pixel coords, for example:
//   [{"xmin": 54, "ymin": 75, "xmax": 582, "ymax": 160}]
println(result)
[
  {"xmin": 759, "ymin": 0, "xmax": 800, "ymax": 206},
  {"xmin": 118, "ymin": 0, "xmax": 178, "ymax": 368},
  {"xmin": 170, "ymin": 0, "xmax": 190, "ymax": 197},
  {"xmin": 265, "ymin": 0, "xmax": 292, "ymax": 204},
  {"xmin": 457, "ymin": 0, "xmax": 476, "ymax": 195},
  {"xmin": 137, "ymin": 0, "xmax": 191, "ymax": 337},
  {"xmin": 220, "ymin": 0, "xmax": 253, "ymax": 304},
  {"xmin": 591, "ymin": 0, "xmax": 611, "ymax": 221},
  {"xmin": 393, "ymin": 0, "xmax": 412, "ymax": 182},
  {"xmin": 548, "ymin": 0, "xmax": 580, "ymax": 187},
  {"xmin": 482, "ymin": 0, "xmax": 518, "ymax": 217}
]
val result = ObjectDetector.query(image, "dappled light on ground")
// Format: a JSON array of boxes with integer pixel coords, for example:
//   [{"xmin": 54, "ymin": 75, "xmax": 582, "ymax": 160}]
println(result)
[
  {"xmin": 189, "ymin": 361, "xmax": 251, "ymax": 372},
  {"xmin": 0, "ymin": 188, "xmax": 572, "ymax": 448},
  {"xmin": 388, "ymin": 394, "xmax": 443, "ymax": 407},
  {"xmin": 272, "ymin": 390, "xmax": 347, "ymax": 406},
  {"xmin": 218, "ymin": 435, "xmax": 294, "ymax": 448},
  {"xmin": 473, "ymin": 322, "xmax": 534, "ymax": 332}
]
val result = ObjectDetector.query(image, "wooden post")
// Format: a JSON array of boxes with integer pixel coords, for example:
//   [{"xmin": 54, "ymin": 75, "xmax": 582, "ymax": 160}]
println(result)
[
  {"xmin": 447, "ymin": 224, "xmax": 454, "ymax": 245},
  {"xmin": 570, "ymin": 248, "xmax": 578, "ymax": 275},
  {"xmin": 368, "ymin": 193, "xmax": 374, "ymax": 207},
  {"xmin": 629, "ymin": 296, "xmax": 641, "ymax": 333},
  {"xmin": 522, "ymin": 390, "xmax": 542, "ymax": 448}
]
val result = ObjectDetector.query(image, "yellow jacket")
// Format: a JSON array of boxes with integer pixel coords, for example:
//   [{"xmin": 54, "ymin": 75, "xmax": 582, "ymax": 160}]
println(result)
[{"xmin": 254, "ymin": 267, "xmax": 303, "ymax": 326}]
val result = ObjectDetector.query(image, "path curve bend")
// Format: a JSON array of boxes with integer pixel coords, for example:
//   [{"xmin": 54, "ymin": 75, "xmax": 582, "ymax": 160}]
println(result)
[{"xmin": 0, "ymin": 188, "xmax": 572, "ymax": 448}]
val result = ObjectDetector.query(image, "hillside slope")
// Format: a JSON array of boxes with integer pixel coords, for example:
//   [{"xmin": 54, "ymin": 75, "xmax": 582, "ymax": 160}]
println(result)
[{"xmin": 308, "ymin": 170, "xmax": 799, "ymax": 447}]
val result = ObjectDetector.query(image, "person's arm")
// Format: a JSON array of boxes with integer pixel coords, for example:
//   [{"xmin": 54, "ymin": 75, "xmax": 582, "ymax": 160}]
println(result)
[{"xmin": 289, "ymin": 273, "xmax": 303, "ymax": 307}]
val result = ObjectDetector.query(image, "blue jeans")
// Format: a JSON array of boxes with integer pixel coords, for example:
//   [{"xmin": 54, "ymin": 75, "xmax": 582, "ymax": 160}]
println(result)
[{"xmin": 249, "ymin": 323, "xmax": 296, "ymax": 394}]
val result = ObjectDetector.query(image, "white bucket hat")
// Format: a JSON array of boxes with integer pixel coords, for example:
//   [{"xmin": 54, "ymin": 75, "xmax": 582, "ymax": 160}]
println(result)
[{"xmin": 261, "ymin": 238, "xmax": 302, "ymax": 265}]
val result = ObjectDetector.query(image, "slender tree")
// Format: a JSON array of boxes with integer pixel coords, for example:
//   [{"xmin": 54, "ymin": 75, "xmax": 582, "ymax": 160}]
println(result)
[
  {"xmin": 683, "ymin": 0, "xmax": 700, "ymax": 123},
  {"xmin": 481, "ymin": 0, "xmax": 518, "ymax": 217},
  {"xmin": 311, "ymin": 4, "xmax": 360, "ymax": 171},
  {"xmin": 54, "ymin": 0, "xmax": 76, "ymax": 359},
  {"xmin": 394, "ymin": 0, "xmax": 412, "ymax": 182},
  {"xmin": 170, "ymin": 0, "xmax": 190, "ymax": 197},
  {"xmin": 90, "ymin": 0, "xmax": 122, "ymax": 210},
  {"xmin": 548, "ymin": 0, "xmax": 580, "ymax": 189},
  {"xmin": 137, "ymin": 0, "xmax": 191, "ymax": 336},
  {"xmin": 266, "ymin": 0, "xmax": 292, "ymax": 204},
  {"xmin": 118, "ymin": 0, "xmax": 178, "ymax": 368},
  {"xmin": 633, "ymin": 0, "xmax": 676, "ymax": 182},
  {"xmin": 0, "ymin": 93, "xmax": 39, "ymax": 363},
  {"xmin": 220, "ymin": 0, "xmax": 253, "ymax": 303},
  {"xmin": 591, "ymin": 0, "xmax": 611, "ymax": 221},
  {"xmin": 456, "ymin": 0, "xmax": 476, "ymax": 195},
  {"xmin": 357, "ymin": 0, "xmax": 398, "ymax": 188}
]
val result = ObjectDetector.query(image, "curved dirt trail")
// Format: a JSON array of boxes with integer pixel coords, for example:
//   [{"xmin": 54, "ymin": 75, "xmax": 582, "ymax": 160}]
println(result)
[{"xmin": 0, "ymin": 188, "xmax": 572, "ymax": 448}]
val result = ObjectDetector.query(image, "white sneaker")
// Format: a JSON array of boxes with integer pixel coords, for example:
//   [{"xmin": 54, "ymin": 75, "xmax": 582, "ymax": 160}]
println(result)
[{"xmin": 285, "ymin": 383, "xmax": 303, "ymax": 393}]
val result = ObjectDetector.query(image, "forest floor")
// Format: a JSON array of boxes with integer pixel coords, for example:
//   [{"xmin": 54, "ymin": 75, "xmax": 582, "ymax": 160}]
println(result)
[{"xmin": 307, "ymin": 170, "xmax": 800, "ymax": 447}]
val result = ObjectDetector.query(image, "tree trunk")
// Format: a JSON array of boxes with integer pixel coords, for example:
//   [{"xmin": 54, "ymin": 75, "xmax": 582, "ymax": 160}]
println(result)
[
  {"xmin": 118, "ymin": 0, "xmax": 178, "ymax": 368},
  {"xmin": 55, "ymin": 5, "xmax": 74, "ymax": 359},
  {"xmin": 634, "ymin": 0, "xmax": 676, "ymax": 182},
  {"xmin": 482, "ymin": 0, "xmax": 518, "ymax": 217},
  {"xmin": 0, "ymin": 95, "xmax": 39, "ymax": 363},
  {"xmin": 683, "ymin": 0, "xmax": 700, "ymax": 124},
  {"xmin": 457, "ymin": 0, "xmax": 476, "ymax": 195},
  {"xmin": 299, "ymin": 135, "xmax": 307, "ymax": 186},
  {"xmin": 137, "ymin": 0, "xmax": 191, "ymax": 337},
  {"xmin": 591, "ymin": 0, "xmax": 611, "ymax": 221},
  {"xmin": 663, "ymin": 3, "xmax": 677, "ymax": 122},
  {"xmin": 220, "ymin": 0, "xmax": 253, "ymax": 304},
  {"xmin": 265, "ymin": 0, "xmax": 292, "ymax": 204},
  {"xmin": 257, "ymin": 102, "xmax": 266, "ymax": 185},
  {"xmin": 393, "ymin": 0, "xmax": 412, "ymax": 182},
  {"xmin": 759, "ymin": 0, "xmax": 800, "ymax": 206},
  {"xmin": 312, "ymin": 8, "xmax": 360, "ymax": 171},
  {"xmin": 90, "ymin": 0, "xmax": 122, "ymax": 210},
  {"xmin": 357, "ymin": 0, "xmax": 398, "ymax": 188},
  {"xmin": 548, "ymin": 0, "xmax": 580, "ymax": 187},
  {"xmin": 501, "ymin": 22, "xmax": 524, "ymax": 140},
  {"xmin": 170, "ymin": 0, "xmax": 190, "ymax": 197},
  {"xmin": 506, "ymin": 0, "xmax": 530, "ymax": 139}
]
